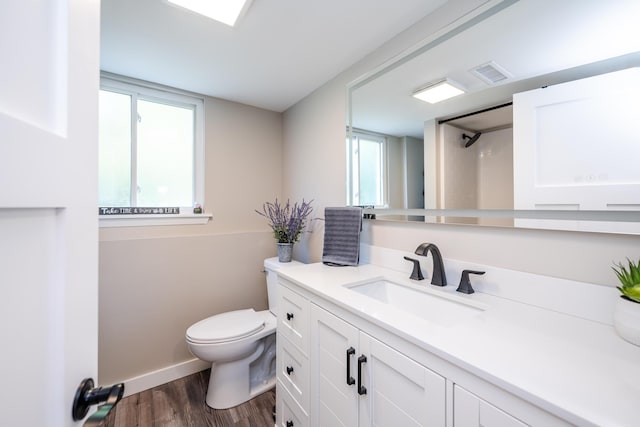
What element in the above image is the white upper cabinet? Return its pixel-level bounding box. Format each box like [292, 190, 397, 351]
[513, 68, 640, 211]
[513, 68, 640, 232]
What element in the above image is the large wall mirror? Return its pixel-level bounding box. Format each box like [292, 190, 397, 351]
[347, 0, 640, 233]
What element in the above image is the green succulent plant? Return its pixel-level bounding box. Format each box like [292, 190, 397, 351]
[613, 258, 640, 303]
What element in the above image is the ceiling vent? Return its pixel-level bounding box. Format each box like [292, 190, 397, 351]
[471, 61, 511, 85]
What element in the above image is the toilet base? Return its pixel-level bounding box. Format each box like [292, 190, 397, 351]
[248, 376, 276, 401]
[205, 333, 277, 409]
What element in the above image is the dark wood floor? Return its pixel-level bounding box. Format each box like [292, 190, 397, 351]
[102, 370, 275, 427]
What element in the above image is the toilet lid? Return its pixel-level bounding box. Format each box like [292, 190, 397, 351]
[186, 309, 265, 344]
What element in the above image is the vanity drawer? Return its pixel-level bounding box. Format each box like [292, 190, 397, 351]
[277, 379, 309, 427]
[278, 284, 309, 354]
[277, 333, 309, 412]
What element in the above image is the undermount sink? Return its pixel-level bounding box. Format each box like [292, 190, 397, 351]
[345, 278, 486, 327]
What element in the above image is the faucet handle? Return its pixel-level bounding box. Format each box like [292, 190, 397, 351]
[457, 270, 485, 294]
[403, 256, 424, 281]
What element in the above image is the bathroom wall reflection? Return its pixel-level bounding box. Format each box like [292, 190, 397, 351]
[347, 0, 640, 233]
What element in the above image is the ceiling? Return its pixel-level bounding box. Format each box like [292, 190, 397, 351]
[100, 0, 448, 112]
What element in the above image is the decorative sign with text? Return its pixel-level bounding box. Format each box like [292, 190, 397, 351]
[99, 207, 180, 215]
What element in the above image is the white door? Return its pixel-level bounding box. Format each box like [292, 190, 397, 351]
[0, 1, 101, 426]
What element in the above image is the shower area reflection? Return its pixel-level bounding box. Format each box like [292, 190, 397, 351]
[435, 104, 514, 226]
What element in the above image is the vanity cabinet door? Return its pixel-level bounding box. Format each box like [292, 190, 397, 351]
[278, 334, 310, 413]
[310, 303, 359, 427]
[277, 381, 309, 427]
[359, 332, 446, 426]
[279, 284, 310, 354]
[310, 303, 446, 427]
[454, 385, 527, 427]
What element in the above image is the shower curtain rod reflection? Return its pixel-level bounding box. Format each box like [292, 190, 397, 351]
[438, 101, 512, 125]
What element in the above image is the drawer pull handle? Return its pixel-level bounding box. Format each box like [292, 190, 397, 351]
[286, 312, 294, 321]
[346, 347, 355, 386]
[286, 421, 294, 427]
[357, 354, 367, 395]
[286, 366, 294, 375]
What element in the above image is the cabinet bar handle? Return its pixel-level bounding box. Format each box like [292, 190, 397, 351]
[286, 312, 294, 321]
[286, 366, 294, 375]
[346, 347, 356, 385]
[357, 355, 367, 395]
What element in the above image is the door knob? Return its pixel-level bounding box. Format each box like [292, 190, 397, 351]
[72, 378, 124, 423]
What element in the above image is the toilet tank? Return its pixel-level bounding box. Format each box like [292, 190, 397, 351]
[264, 257, 302, 315]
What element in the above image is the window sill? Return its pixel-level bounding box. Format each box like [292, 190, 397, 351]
[99, 213, 212, 228]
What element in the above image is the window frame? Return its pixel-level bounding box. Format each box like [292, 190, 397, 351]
[346, 130, 388, 208]
[98, 73, 208, 227]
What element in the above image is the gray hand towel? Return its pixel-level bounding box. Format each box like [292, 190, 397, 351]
[322, 207, 362, 266]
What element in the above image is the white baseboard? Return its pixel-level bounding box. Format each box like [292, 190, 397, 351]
[120, 358, 210, 397]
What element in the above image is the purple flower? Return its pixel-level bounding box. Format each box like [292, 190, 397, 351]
[256, 199, 314, 243]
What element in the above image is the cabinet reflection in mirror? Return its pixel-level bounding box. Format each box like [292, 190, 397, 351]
[347, 0, 640, 233]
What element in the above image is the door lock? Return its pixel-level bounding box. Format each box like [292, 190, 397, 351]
[72, 378, 125, 424]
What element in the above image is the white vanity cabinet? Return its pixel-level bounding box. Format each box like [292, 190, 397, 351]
[310, 303, 446, 426]
[454, 385, 526, 427]
[276, 274, 573, 427]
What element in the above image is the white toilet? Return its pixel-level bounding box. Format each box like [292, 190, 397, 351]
[185, 257, 301, 409]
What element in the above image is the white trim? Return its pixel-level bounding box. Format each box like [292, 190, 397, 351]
[100, 71, 206, 100]
[119, 358, 210, 397]
[99, 213, 212, 227]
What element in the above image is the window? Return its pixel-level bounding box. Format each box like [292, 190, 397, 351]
[346, 131, 387, 207]
[99, 75, 206, 225]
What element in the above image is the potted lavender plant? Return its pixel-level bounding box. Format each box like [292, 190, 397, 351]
[256, 198, 313, 262]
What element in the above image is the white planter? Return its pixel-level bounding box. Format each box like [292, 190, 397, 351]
[613, 296, 640, 346]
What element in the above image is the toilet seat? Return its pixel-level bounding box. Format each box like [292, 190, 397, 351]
[186, 309, 265, 344]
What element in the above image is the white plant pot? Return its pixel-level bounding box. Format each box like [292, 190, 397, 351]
[613, 296, 640, 346]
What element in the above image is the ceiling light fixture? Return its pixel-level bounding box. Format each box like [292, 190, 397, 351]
[412, 79, 466, 104]
[167, 0, 253, 27]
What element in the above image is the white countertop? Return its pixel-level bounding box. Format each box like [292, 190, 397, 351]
[278, 262, 640, 427]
